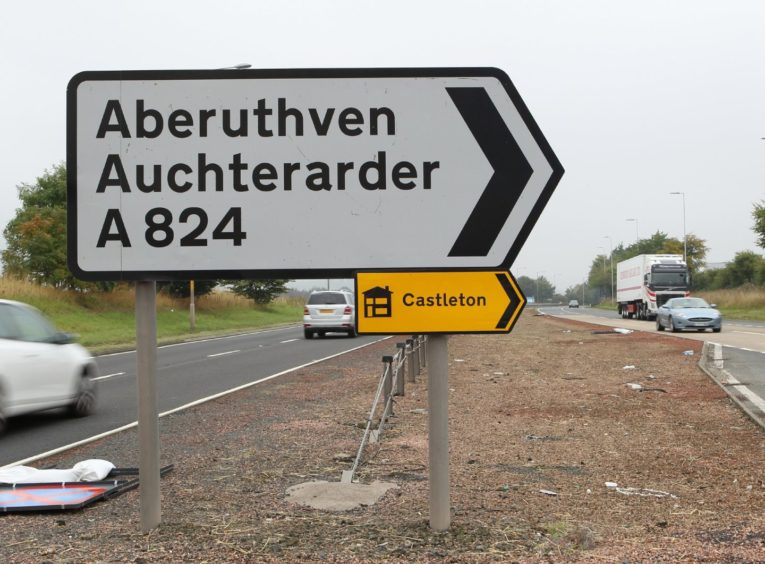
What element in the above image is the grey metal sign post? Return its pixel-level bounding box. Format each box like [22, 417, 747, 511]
[427, 334, 450, 530]
[135, 281, 160, 531]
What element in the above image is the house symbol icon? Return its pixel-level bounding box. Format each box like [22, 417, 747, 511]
[362, 286, 393, 318]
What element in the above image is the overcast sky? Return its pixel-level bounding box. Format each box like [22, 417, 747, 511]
[1, 0, 763, 293]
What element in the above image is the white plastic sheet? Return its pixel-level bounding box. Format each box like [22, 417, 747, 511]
[0, 459, 114, 484]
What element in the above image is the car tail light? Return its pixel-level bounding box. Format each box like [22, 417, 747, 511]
[304, 307, 309, 315]
[344, 306, 352, 315]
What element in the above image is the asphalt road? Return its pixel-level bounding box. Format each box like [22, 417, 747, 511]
[0, 326, 387, 467]
[540, 304, 765, 350]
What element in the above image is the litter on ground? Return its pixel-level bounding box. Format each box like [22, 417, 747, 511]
[615, 487, 676, 499]
[0, 459, 115, 484]
[0, 461, 173, 513]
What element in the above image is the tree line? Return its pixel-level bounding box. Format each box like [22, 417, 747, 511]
[519, 202, 765, 304]
[1, 164, 288, 304]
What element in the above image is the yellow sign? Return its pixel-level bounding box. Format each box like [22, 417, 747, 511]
[355, 271, 526, 334]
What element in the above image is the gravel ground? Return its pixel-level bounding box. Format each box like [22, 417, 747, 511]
[2, 311, 765, 562]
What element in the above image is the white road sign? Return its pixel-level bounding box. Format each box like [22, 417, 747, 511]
[67, 68, 563, 281]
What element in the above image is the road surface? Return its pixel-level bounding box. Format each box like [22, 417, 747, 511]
[1, 327, 387, 467]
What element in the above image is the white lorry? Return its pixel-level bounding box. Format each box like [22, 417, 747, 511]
[616, 254, 689, 320]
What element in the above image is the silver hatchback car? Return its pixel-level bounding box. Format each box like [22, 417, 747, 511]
[303, 291, 356, 338]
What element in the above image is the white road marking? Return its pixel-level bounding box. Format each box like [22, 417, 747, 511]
[732, 331, 765, 336]
[97, 326, 298, 357]
[713, 343, 724, 369]
[93, 372, 125, 381]
[280, 339, 299, 344]
[207, 350, 240, 358]
[722, 371, 765, 413]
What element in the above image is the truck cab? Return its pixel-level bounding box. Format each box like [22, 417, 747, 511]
[645, 264, 688, 307]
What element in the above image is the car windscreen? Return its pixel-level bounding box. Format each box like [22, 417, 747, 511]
[307, 293, 348, 305]
[674, 298, 709, 308]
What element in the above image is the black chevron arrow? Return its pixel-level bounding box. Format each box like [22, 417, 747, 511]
[495, 272, 525, 330]
[446, 87, 533, 257]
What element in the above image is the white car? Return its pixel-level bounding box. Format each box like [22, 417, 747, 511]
[303, 291, 356, 338]
[0, 300, 98, 434]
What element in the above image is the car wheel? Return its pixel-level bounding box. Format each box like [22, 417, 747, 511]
[318, 332, 326, 338]
[668, 317, 679, 333]
[656, 317, 664, 331]
[713, 327, 721, 333]
[348, 328, 357, 338]
[69, 373, 96, 417]
[304, 329, 313, 339]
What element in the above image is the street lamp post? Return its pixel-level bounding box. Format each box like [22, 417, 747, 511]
[603, 236, 614, 303]
[625, 218, 639, 243]
[669, 191, 687, 264]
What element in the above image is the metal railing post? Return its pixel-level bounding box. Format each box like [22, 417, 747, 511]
[412, 335, 422, 376]
[382, 355, 394, 417]
[421, 336, 428, 369]
[406, 339, 417, 382]
[405, 339, 415, 383]
[395, 343, 406, 396]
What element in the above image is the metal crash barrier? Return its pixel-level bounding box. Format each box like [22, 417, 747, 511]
[342, 336, 427, 483]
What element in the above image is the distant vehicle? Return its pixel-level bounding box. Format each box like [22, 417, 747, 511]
[655, 297, 722, 333]
[568, 300, 579, 308]
[0, 300, 98, 434]
[616, 254, 688, 320]
[303, 291, 356, 338]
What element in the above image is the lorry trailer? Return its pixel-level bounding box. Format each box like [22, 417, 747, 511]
[616, 254, 689, 320]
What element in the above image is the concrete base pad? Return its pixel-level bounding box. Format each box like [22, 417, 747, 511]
[286, 480, 398, 511]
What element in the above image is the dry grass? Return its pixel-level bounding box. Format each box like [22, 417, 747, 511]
[697, 286, 765, 308]
[695, 286, 765, 319]
[0, 276, 62, 300]
[0, 277, 300, 313]
[0, 277, 302, 350]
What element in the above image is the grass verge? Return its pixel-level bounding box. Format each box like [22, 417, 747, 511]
[0, 278, 303, 353]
